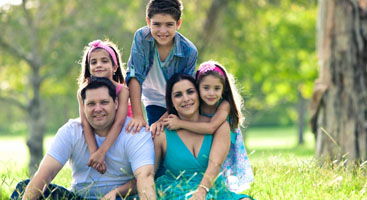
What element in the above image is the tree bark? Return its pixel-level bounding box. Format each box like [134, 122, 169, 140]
[196, 0, 231, 62]
[311, 0, 367, 162]
[297, 89, 305, 145]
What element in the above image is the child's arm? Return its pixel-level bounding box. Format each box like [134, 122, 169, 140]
[163, 100, 230, 134]
[190, 121, 230, 199]
[150, 111, 168, 139]
[126, 78, 149, 133]
[77, 92, 99, 155]
[102, 179, 137, 200]
[88, 85, 129, 174]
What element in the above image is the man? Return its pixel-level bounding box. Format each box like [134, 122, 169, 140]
[11, 77, 156, 200]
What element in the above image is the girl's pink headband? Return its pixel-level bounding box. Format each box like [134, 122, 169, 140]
[87, 40, 118, 66]
[197, 61, 226, 79]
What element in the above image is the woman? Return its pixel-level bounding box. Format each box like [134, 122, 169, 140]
[154, 73, 252, 199]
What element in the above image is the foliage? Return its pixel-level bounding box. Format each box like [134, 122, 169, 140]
[0, 0, 318, 131]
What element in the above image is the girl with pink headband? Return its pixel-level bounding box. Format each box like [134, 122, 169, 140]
[163, 60, 254, 193]
[77, 39, 131, 174]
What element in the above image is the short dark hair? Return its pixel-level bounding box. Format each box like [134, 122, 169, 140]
[165, 73, 198, 115]
[80, 76, 116, 102]
[146, 0, 183, 22]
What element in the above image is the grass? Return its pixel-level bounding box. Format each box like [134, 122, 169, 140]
[0, 127, 366, 199]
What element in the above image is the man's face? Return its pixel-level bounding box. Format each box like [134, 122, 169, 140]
[84, 87, 117, 135]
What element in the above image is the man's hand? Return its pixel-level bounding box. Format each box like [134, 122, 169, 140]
[102, 189, 117, 200]
[88, 149, 107, 174]
[125, 116, 149, 134]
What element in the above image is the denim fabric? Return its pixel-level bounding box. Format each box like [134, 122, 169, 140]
[10, 179, 137, 200]
[10, 179, 83, 200]
[146, 105, 167, 125]
[126, 26, 197, 86]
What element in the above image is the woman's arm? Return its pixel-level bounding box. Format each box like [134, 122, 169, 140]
[88, 85, 129, 173]
[164, 100, 230, 134]
[78, 92, 98, 154]
[153, 130, 166, 173]
[190, 121, 231, 199]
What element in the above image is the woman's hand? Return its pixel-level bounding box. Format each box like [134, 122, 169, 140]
[188, 187, 207, 200]
[150, 121, 165, 139]
[88, 149, 107, 174]
[125, 116, 149, 134]
[163, 114, 181, 130]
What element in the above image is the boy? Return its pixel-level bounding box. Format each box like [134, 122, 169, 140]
[126, 0, 198, 133]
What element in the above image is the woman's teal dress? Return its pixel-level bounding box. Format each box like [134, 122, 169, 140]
[155, 129, 252, 199]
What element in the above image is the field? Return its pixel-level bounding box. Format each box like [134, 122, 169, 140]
[1, 127, 366, 199]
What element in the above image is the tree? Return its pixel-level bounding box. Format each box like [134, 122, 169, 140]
[0, 0, 86, 174]
[311, 0, 367, 162]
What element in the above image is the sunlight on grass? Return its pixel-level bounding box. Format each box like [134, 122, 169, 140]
[1, 127, 366, 199]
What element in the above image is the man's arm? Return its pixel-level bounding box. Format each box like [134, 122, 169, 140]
[23, 155, 63, 200]
[134, 165, 156, 200]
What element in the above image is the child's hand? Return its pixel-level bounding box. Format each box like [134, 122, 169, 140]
[125, 116, 149, 134]
[88, 150, 107, 174]
[150, 121, 165, 139]
[163, 114, 181, 130]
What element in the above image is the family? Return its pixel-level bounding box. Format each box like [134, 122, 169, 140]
[11, 0, 254, 199]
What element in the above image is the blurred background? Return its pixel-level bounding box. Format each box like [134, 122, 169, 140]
[0, 0, 317, 138]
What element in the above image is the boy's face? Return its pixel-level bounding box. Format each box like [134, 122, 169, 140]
[147, 14, 182, 48]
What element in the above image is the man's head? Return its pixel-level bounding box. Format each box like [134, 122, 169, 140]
[81, 77, 118, 136]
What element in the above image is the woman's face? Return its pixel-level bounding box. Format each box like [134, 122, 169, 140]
[171, 79, 199, 119]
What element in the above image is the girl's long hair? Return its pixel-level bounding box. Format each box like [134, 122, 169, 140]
[78, 39, 125, 88]
[196, 61, 244, 130]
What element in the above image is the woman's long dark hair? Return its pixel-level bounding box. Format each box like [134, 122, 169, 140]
[166, 73, 198, 116]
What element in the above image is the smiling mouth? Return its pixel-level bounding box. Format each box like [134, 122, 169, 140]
[94, 114, 106, 120]
[181, 103, 194, 108]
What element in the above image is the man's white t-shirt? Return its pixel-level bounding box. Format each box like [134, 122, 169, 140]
[47, 117, 154, 199]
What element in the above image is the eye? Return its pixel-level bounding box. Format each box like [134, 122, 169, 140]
[215, 86, 222, 91]
[87, 102, 95, 106]
[101, 100, 109, 105]
[102, 58, 110, 63]
[187, 88, 195, 94]
[167, 23, 174, 27]
[173, 92, 182, 98]
[90, 60, 97, 65]
[153, 22, 161, 27]
[202, 86, 209, 91]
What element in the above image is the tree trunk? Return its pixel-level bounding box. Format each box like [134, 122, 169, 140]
[311, 0, 367, 162]
[26, 67, 45, 175]
[196, 0, 230, 62]
[297, 89, 305, 145]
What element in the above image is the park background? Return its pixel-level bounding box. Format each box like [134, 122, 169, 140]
[0, 0, 366, 199]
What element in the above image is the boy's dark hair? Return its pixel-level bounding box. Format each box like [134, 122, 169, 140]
[146, 0, 183, 22]
[81, 76, 117, 102]
[166, 73, 198, 116]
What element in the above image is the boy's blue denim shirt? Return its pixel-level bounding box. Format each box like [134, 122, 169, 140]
[126, 26, 198, 86]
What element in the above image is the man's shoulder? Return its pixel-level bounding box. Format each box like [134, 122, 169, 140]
[57, 118, 82, 136]
[118, 117, 152, 143]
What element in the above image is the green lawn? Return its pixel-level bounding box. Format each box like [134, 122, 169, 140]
[1, 127, 366, 199]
